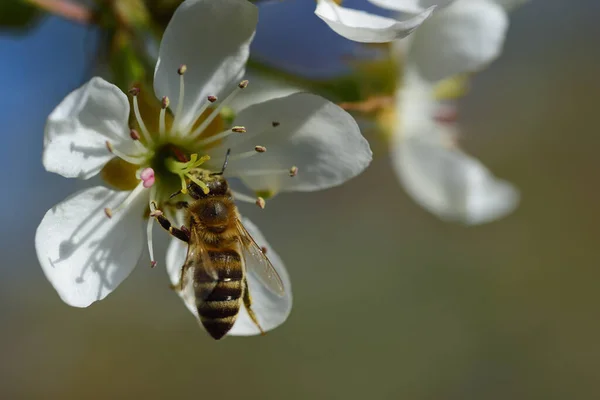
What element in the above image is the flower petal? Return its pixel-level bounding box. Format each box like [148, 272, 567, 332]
[315, 0, 435, 43]
[43, 77, 133, 179]
[165, 217, 292, 336]
[392, 130, 519, 225]
[407, 0, 508, 82]
[218, 93, 372, 194]
[368, 0, 454, 13]
[154, 0, 258, 132]
[228, 73, 302, 115]
[35, 186, 146, 307]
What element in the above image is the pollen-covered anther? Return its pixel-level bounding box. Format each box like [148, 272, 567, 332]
[104, 208, 113, 219]
[128, 87, 140, 96]
[289, 166, 298, 177]
[161, 96, 170, 109]
[238, 80, 249, 89]
[255, 196, 266, 209]
[254, 146, 267, 153]
[178, 64, 187, 75]
[130, 129, 141, 140]
[232, 126, 246, 133]
[207, 95, 218, 103]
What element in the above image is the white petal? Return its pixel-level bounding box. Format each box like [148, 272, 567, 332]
[315, 0, 435, 43]
[43, 77, 133, 179]
[392, 131, 519, 225]
[35, 186, 146, 307]
[407, 0, 508, 82]
[228, 73, 303, 114]
[165, 217, 292, 336]
[219, 93, 372, 194]
[368, 0, 453, 13]
[491, 0, 529, 11]
[154, 0, 257, 131]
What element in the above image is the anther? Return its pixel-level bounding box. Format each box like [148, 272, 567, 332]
[289, 166, 298, 177]
[208, 95, 218, 103]
[255, 196, 266, 209]
[254, 146, 267, 153]
[140, 167, 155, 188]
[261, 246, 268, 255]
[150, 261, 157, 268]
[238, 80, 249, 89]
[130, 129, 141, 140]
[128, 87, 140, 96]
[232, 126, 246, 133]
[104, 208, 113, 218]
[161, 96, 170, 109]
[272, 121, 280, 127]
[150, 209, 163, 217]
[178, 64, 187, 75]
[105, 141, 113, 153]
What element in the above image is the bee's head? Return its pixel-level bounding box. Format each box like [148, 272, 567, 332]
[187, 175, 229, 199]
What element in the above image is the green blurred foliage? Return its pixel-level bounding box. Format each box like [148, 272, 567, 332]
[0, 0, 41, 31]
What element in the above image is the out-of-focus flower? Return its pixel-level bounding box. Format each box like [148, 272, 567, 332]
[388, 0, 525, 224]
[315, 0, 455, 43]
[35, 0, 372, 336]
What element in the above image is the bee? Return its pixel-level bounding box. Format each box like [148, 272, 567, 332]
[151, 150, 285, 340]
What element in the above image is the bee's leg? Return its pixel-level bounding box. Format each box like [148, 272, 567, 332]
[242, 278, 266, 336]
[150, 204, 190, 243]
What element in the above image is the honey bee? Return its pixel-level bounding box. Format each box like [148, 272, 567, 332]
[150, 151, 285, 340]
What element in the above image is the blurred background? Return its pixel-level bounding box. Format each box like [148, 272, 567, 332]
[1, 0, 600, 398]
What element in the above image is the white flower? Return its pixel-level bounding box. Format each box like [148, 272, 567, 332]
[389, 0, 524, 224]
[35, 0, 372, 336]
[314, 0, 455, 43]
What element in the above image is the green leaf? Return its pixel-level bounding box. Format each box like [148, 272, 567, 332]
[0, 0, 42, 31]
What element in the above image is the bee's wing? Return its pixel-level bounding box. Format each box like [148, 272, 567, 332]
[228, 217, 292, 336]
[235, 218, 285, 297]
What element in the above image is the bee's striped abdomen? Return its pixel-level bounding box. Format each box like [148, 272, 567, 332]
[194, 248, 243, 340]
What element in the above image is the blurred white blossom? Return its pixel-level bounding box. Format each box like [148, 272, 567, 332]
[390, 0, 526, 224]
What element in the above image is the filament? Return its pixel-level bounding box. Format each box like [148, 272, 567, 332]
[133, 96, 153, 145]
[197, 127, 244, 147]
[172, 72, 186, 135]
[188, 82, 248, 139]
[104, 181, 146, 218]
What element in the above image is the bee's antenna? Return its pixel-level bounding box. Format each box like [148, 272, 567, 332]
[211, 148, 231, 176]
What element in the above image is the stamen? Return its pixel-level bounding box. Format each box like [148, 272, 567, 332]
[208, 95, 218, 103]
[130, 88, 153, 145]
[197, 126, 245, 147]
[171, 65, 187, 135]
[106, 141, 146, 165]
[231, 190, 266, 208]
[159, 96, 169, 137]
[188, 80, 250, 139]
[130, 129, 149, 153]
[104, 181, 146, 218]
[241, 167, 299, 177]
[140, 167, 155, 188]
[229, 146, 266, 161]
[147, 192, 158, 268]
